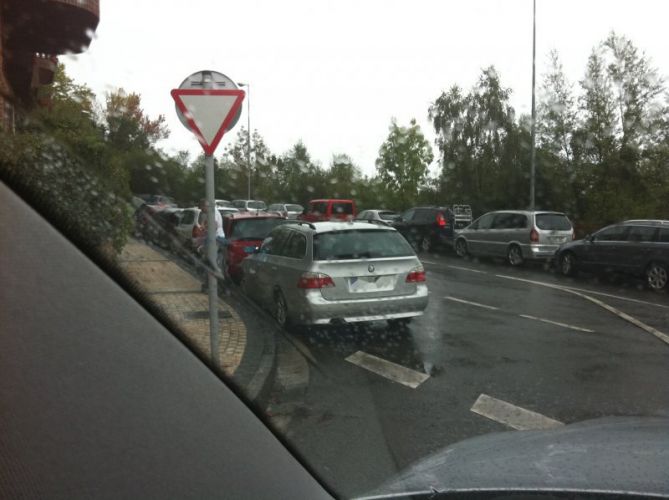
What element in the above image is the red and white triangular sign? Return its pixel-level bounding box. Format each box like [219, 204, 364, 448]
[171, 89, 245, 155]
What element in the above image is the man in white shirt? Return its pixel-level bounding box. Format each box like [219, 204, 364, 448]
[196, 199, 226, 291]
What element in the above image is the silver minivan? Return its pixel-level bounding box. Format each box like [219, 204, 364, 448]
[454, 211, 574, 265]
[241, 221, 429, 327]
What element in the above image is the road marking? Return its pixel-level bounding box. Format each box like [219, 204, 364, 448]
[500, 274, 669, 311]
[421, 259, 489, 274]
[471, 394, 564, 430]
[444, 296, 499, 310]
[519, 314, 595, 333]
[345, 351, 430, 389]
[496, 274, 669, 346]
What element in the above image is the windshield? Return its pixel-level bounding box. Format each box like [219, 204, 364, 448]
[4, 1, 669, 499]
[229, 218, 285, 240]
[313, 229, 414, 260]
[379, 211, 399, 221]
[536, 213, 572, 231]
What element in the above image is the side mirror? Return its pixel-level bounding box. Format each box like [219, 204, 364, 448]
[585, 234, 593, 242]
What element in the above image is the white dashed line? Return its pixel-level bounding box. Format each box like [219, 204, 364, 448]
[519, 314, 595, 333]
[470, 394, 564, 430]
[444, 296, 499, 310]
[345, 351, 430, 389]
[495, 273, 669, 311]
[496, 274, 669, 346]
[445, 296, 594, 332]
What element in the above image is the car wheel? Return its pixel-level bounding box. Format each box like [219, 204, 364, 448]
[455, 238, 468, 258]
[646, 262, 668, 291]
[559, 251, 577, 276]
[274, 290, 289, 328]
[507, 244, 524, 266]
[420, 237, 432, 253]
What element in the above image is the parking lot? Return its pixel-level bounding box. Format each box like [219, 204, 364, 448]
[264, 251, 669, 498]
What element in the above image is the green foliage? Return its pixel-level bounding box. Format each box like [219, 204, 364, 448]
[375, 119, 433, 210]
[429, 35, 669, 230]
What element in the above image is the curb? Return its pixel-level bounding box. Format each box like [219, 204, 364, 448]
[129, 239, 278, 407]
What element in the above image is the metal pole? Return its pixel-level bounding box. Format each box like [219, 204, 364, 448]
[205, 153, 220, 369]
[529, 0, 537, 210]
[246, 84, 252, 200]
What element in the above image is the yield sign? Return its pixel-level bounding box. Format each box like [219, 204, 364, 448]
[170, 89, 245, 155]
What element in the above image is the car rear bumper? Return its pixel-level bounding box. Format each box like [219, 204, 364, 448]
[290, 285, 429, 325]
[526, 244, 560, 259]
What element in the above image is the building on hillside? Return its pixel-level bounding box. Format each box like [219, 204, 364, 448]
[0, 0, 99, 130]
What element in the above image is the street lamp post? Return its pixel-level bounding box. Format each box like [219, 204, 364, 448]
[237, 82, 252, 200]
[529, 0, 537, 210]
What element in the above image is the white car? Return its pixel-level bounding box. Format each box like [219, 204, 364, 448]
[268, 203, 304, 219]
[232, 199, 267, 212]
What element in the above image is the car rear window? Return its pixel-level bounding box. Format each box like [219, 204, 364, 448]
[313, 229, 414, 260]
[229, 218, 287, 240]
[309, 202, 328, 214]
[332, 202, 353, 215]
[248, 201, 266, 210]
[535, 213, 572, 230]
[286, 204, 304, 212]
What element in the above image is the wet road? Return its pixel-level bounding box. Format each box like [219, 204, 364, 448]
[265, 253, 669, 498]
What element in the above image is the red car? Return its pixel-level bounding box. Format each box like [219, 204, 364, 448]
[220, 212, 288, 283]
[298, 199, 356, 222]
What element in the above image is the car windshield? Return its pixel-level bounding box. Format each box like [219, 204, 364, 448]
[379, 211, 399, 220]
[4, 1, 669, 499]
[313, 229, 414, 260]
[536, 213, 572, 230]
[229, 218, 285, 240]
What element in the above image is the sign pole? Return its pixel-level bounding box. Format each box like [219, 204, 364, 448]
[205, 153, 220, 368]
[171, 70, 245, 370]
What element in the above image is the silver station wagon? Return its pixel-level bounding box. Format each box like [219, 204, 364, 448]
[454, 210, 574, 265]
[241, 221, 429, 327]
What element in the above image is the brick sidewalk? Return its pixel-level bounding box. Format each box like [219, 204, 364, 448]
[118, 240, 247, 376]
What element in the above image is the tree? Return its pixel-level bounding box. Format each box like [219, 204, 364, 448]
[104, 88, 169, 151]
[375, 118, 433, 209]
[430, 67, 520, 213]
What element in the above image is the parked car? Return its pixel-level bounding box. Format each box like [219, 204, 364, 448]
[454, 210, 574, 266]
[241, 221, 428, 327]
[268, 203, 304, 219]
[298, 199, 356, 222]
[173, 207, 200, 252]
[355, 209, 400, 226]
[219, 212, 288, 283]
[232, 199, 267, 212]
[556, 220, 669, 291]
[393, 205, 472, 252]
[151, 207, 183, 251]
[218, 207, 240, 217]
[215, 199, 235, 208]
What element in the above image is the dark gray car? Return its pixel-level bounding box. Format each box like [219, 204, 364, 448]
[556, 219, 669, 291]
[241, 221, 429, 327]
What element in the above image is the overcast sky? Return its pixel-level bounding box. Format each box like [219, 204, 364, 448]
[64, 0, 669, 175]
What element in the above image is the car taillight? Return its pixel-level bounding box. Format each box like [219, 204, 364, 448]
[436, 213, 447, 227]
[406, 266, 426, 283]
[530, 228, 539, 242]
[297, 272, 335, 289]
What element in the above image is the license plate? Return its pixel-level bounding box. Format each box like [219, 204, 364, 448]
[349, 275, 394, 293]
[549, 236, 567, 244]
